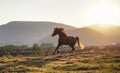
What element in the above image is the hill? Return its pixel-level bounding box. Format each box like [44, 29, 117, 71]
[39, 24, 120, 46]
[39, 27, 115, 46]
[0, 21, 75, 46]
[88, 24, 120, 44]
[0, 21, 120, 46]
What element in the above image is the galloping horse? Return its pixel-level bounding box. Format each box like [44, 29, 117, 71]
[52, 27, 81, 55]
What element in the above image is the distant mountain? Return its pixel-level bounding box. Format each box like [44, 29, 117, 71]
[88, 24, 120, 43]
[39, 25, 120, 46]
[68, 27, 109, 45]
[88, 24, 120, 36]
[0, 21, 120, 46]
[39, 27, 108, 46]
[39, 27, 107, 45]
[0, 21, 75, 46]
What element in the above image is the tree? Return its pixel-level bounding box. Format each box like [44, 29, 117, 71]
[32, 43, 40, 51]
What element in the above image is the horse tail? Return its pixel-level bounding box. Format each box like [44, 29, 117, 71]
[76, 36, 81, 49]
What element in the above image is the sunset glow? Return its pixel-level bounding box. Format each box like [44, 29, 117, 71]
[88, 2, 119, 25]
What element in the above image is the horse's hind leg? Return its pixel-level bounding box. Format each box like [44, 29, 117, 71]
[70, 46, 75, 53]
[57, 49, 60, 53]
[53, 45, 60, 55]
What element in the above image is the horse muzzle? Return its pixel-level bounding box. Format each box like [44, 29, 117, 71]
[52, 34, 55, 37]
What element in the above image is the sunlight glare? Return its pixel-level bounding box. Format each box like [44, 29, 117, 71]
[88, 3, 119, 25]
[80, 43, 85, 49]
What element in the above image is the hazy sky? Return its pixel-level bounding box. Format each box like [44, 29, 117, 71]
[0, 0, 120, 27]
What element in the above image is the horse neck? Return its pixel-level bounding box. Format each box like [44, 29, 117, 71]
[58, 31, 67, 38]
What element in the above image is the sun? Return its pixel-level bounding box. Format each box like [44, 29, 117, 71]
[87, 2, 119, 25]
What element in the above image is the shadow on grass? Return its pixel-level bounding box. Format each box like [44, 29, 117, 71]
[53, 64, 99, 71]
[0, 55, 61, 72]
[73, 67, 99, 71]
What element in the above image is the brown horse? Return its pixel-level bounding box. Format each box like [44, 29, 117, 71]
[52, 27, 81, 55]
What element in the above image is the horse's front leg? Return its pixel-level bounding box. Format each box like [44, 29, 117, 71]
[53, 44, 60, 55]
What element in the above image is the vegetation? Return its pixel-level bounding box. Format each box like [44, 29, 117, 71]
[0, 43, 120, 73]
[0, 43, 55, 57]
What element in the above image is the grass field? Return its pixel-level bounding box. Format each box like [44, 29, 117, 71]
[0, 52, 120, 73]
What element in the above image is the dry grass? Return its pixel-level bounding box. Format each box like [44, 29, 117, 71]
[0, 52, 120, 73]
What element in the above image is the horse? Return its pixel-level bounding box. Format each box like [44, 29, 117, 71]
[52, 27, 81, 55]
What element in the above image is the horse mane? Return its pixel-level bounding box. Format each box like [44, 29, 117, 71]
[62, 30, 67, 36]
[59, 28, 67, 36]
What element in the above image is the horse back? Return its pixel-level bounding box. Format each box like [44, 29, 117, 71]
[65, 36, 76, 45]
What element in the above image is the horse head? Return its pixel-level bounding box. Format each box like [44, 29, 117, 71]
[52, 27, 65, 37]
[52, 27, 59, 37]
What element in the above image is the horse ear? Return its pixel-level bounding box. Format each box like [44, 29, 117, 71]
[59, 28, 64, 31]
[54, 27, 58, 29]
[62, 28, 64, 30]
